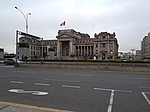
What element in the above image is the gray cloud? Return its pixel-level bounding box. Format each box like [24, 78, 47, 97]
[0, 0, 150, 53]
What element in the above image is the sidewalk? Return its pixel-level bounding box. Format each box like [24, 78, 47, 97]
[0, 101, 72, 112]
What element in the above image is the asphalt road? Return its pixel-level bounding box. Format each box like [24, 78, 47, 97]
[0, 65, 150, 112]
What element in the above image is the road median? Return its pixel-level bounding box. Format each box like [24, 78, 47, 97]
[18, 62, 150, 73]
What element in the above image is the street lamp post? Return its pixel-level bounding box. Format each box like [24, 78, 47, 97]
[41, 38, 44, 63]
[131, 48, 135, 61]
[15, 7, 31, 33]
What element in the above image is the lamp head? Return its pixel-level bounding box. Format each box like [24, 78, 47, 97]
[15, 7, 18, 9]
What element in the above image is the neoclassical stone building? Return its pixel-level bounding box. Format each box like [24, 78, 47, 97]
[19, 29, 119, 60]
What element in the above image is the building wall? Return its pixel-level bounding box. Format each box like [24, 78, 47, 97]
[18, 29, 119, 60]
[141, 32, 150, 59]
[19, 37, 41, 59]
[94, 32, 118, 60]
[0, 48, 4, 58]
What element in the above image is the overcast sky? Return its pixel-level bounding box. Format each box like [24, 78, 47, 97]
[0, 0, 150, 53]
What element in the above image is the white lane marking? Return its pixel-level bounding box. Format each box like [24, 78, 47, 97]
[62, 85, 80, 89]
[0, 66, 13, 68]
[142, 92, 150, 106]
[9, 89, 48, 96]
[10, 81, 23, 84]
[94, 88, 132, 93]
[14, 71, 35, 74]
[35, 83, 49, 86]
[114, 90, 132, 93]
[65, 73, 92, 77]
[139, 86, 150, 89]
[94, 88, 112, 91]
[107, 90, 114, 112]
[94, 87, 132, 112]
[134, 77, 149, 80]
[0, 76, 7, 78]
[44, 79, 79, 83]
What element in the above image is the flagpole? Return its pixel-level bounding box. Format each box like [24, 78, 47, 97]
[64, 21, 66, 29]
[91, 24, 94, 37]
[92, 24, 94, 37]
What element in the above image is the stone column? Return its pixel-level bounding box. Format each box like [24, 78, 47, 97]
[87, 45, 89, 56]
[77, 46, 79, 56]
[98, 42, 100, 58]
[113, 41, 115, 60]
[93, 43, 96, 55]
[57, 40, 60, 57]
[90, 46, 91, 56]
[107, 41, 110, 60]
[69, 40, 73, 55]
[60, 42, 62, 56]
[72, 41, 75, 55]
[81, 46, 82, 56]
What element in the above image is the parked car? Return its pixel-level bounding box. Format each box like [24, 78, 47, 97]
[4, 58, 15, 65]
[4, 58, 24, 65]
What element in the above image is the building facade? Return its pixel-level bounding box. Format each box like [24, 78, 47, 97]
[0, 48, 4, 58]
[19, 36, 41, 59]
[141, 32, 150, 59]
[18, 29, 119, 60]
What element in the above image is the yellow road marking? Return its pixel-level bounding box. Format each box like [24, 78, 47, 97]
[0, 101, 73, 112]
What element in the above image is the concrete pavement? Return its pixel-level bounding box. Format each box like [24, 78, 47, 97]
[0, 101, 72, 112]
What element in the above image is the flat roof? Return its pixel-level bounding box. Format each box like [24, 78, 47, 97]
[18, 31, 42, 40]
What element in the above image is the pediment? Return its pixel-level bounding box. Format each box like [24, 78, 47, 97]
[61, 34, 71, 38]
[57, 34, 74, 39]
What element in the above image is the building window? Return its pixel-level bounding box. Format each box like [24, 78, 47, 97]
[110, 43, 113, 47]
[102, 36, 105, 39]
[96, 50, 98, 54]
[102, 43, 105, 47]
[96, 44, 98, 48]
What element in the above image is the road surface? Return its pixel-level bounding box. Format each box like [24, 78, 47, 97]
[0, 65, 150, 112]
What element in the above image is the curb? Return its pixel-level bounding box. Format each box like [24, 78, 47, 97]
[0, 101, 73, 112]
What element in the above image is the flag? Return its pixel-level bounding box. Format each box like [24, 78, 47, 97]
[60, 21, 66, 26]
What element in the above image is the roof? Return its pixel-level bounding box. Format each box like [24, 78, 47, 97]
[18, 31, 42, 40]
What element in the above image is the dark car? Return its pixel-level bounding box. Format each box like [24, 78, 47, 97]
[4, 58, 15, 65]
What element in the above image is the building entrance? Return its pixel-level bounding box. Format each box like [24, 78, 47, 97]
[62, 41, 69, 56]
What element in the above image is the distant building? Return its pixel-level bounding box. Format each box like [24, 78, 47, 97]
[136, 50, 141, 56]
[117, 52, 125, 61]
[118, 52, 124, 57]
[93, 31, 119, 60]
[134, 50, 141, 61]
[18, 29, 119, 60]
[141, 32, 150, 59]
[0, 48, 4, 58]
